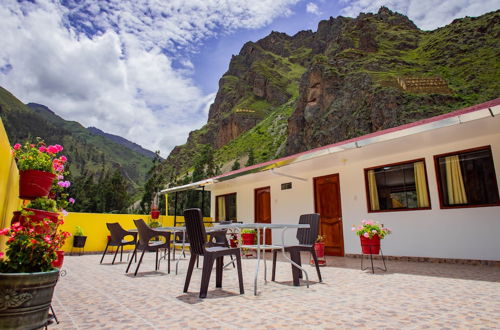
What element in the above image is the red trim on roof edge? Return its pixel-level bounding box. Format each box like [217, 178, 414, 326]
[212, 98, 500, 181]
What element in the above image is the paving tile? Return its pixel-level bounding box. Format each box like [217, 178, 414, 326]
[49, 253, 500, 329]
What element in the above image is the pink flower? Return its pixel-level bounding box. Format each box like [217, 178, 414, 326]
[57, 181, 71, 188]
[372, 230, 377, 233]
[44, 236, 52, 244]
[58, 175, 64, 180]
[55, 144, 63, 152]
[61, 209, 68, 217]
[351, 226, 356, 231]
[361, 220, 366, 225]
[0, 228, 10, 235]
[363, 232, 370, 238]
[60, 155, 67, 162]
[13, 143, 21, 150]
[69, 198, 75, 204]
[47, 145, 58, 154]
[39, 146, 46, 152]
[0, 252, 4, 258]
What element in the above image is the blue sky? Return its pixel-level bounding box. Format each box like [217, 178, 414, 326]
[0, 0, 498, 155]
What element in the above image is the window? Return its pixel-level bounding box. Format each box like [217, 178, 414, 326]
[434, 146, 500, 208]
[215, 193, 237, 221]
[365, 159, 430, 212]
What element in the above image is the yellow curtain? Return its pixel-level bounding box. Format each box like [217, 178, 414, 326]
[217, 196, 226, 221]
[445, 156, 468, 205]
[367, 170, 380, 211]
[414, 161, 430, 208]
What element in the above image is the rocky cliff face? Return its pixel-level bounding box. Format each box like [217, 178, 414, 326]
[163, 7, 500, 178]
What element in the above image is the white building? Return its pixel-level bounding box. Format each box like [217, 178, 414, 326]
[163, 98, 500, 262]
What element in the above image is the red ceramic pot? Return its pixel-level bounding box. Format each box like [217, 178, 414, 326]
[19, 170, 56, 200]
[360, 235, 381, 254]
[314, 242, 325, 258]
[150, 210, 160, 219]
[241, 233, 255, 245]
[52, 250, 65, 268]
[21, 208, 60, 234]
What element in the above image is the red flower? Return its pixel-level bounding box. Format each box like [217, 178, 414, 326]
[31, 239, 37, 244]
[0, 228, 10, 235]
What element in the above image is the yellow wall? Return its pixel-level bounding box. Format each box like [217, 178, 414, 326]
[0, 119, 23, 252]
[60, 213, 212, 253]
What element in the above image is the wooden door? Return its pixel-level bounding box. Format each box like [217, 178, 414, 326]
[314, 174, 344, 256]
[254, 186, 272, 245]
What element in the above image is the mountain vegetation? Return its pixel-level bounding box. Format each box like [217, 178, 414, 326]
[160, 7, 500, 207]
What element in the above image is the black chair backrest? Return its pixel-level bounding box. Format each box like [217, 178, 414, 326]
[183, 208, 207, 255]
[296, 213, 320, 245]
[107, 222, 129, 243]
[133, 219, 157, 246]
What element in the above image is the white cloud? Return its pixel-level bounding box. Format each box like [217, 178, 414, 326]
[0, 0, 300, 155]
[339, 0, 499, 30]
[306, 2, 321, 15]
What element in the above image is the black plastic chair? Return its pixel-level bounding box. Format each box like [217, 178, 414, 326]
[271, 213, 322, 286]
[207, 228, 235, 268]
[183, 208, 244, 298]
[100, 222, 137, 264]
[126, 219, 171, 276]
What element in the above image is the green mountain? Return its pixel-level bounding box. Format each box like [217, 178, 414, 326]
[0, 87, 152, 190]
[163, 7, 500, 181]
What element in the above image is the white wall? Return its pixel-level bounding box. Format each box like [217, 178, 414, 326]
[210, 116, 500, 261]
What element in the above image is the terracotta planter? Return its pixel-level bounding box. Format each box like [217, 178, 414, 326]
[360, 235, 381, 254]
[0, 269, 59, 330]
[19, 170, 55, 200]
[150, 210, 160, 219]
[241, 233, 255, 245]
[51, 251, 65, 268]
[20, 208, 59, 234]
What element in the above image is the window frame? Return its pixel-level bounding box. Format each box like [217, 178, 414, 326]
[433, 145, 500, 209]
[215, 192, 237, 222]
[364, 158, 432, 213]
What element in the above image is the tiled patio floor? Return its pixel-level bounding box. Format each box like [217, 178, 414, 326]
[50, 252, 500, 329]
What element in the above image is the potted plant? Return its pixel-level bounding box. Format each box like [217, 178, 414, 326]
[150, 205, 160, 219]
[73, 226, 87, 249]
[352, 220, 391, 254]
[311, 235, 326, 266]
[22, 197, 60, 231]
[0, 217, 70, 329]
[241, 228, 256, 245]
[11, 139, 67, 200]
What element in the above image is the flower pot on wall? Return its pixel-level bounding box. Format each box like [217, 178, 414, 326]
[360, 235, 381, 254]
[150, 210, 160, 219]
[20, 208, 59, 234]
[0, 269, 59, 330]
[19, 170, 55, 200]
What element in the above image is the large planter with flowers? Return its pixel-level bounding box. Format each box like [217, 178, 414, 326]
[0, 270, 60, 330]
[19, 170, 56, 200]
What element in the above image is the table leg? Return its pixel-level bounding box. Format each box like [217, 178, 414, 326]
[254, 227, 261, 296]
[263, 226, 267, 283]
[175, 229, 186, 275]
